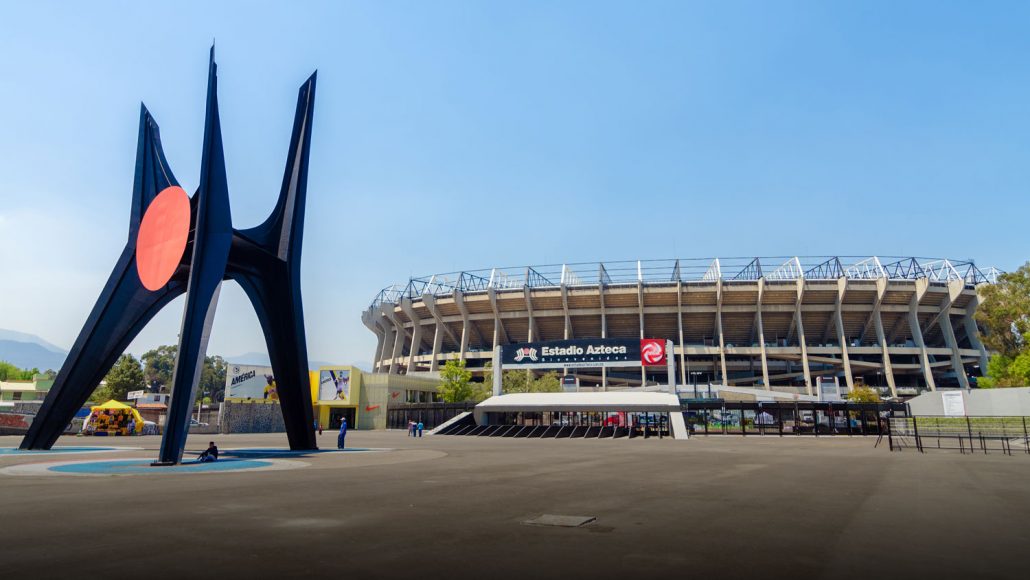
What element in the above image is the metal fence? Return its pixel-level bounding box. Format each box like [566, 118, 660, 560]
[681, 401, 907, 437]
[386, 402, 476, 430]
[889, 416, 1030, 455]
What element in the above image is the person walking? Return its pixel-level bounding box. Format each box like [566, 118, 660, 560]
[408, 421, 415, 437]
[337, 418, 348, 449]
[417, 420, 424, 438]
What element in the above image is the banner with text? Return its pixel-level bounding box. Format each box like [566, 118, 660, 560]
[501, 338, 667, 369]
[225, 364, 277, 400]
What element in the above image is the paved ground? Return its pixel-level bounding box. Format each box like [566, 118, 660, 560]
[1, 431, 1028, 579]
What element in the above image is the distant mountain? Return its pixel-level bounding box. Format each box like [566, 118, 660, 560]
[0, 328, 67, 355]
[224, 351, 339, 371]
[0, 340, 67, 372]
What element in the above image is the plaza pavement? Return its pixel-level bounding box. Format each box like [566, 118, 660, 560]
[1, 431, 1028, 579]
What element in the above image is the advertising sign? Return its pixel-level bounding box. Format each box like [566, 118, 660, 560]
[501, 338, 667, 369]
[319, 368, 351, 402]
[225, 364, 277, 400]
[126, 390, 145, 400]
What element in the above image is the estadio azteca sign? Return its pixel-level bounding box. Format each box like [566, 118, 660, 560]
[502, 338, 667, 369]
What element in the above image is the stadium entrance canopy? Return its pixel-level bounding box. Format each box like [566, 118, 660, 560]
[490, 338, 677, 395]
[472, 392, 689, 439]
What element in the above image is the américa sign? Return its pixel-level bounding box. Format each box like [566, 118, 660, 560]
[501, 338, 667, 369]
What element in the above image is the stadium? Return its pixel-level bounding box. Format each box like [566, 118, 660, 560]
[363, 256, 1000, 397]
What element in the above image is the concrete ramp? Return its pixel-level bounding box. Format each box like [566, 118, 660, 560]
[429, 412, 473, 435]
[670, 412, 689, 440]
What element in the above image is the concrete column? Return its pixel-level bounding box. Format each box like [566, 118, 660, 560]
[459, 323, 470, 363]
[756, 279, 770, 390]
[367, 313, 391, 373]
[940, 311, 969, 389]
[909, 279, 936, 391]
[834, 278, 855, 392]
[401, 299, 426, 374]
[795, 279, 813, 395]
[407, 320, 423, 373]
[380, 305, 407, 375]
[638, 282, 646, 384]
[421, 294, 458, 373]
[492, 346, 502, 396]
[454, 290, 472, 363]
[487, 288, 508, 347]
[963, 296, 989, 372]
[561, 284, 573, 340]
[600, 283, 608, 390]
[677, 281, 686, 387]
[429, 322, 444, 372]
[715, 280, 728, 383]
[363, 312, 387, 373]
[872, 279, 897, 396]
[389, 324, 405, 375]
[524, 287, 536, 343]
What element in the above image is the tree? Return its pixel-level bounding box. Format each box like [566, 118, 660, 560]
[0, 361, 37, 381]
[482, 364, 563, 394]
[437, 360, 489, 403]
[142, 345, 227, 398]
[846, 386, 881, 403]
[91, 354, 144, 402]
[200, 355, 227, 401]
[141, 345, 177, 391]
[976, 262, 1030, 387]
[530, 371, 561, 393]
[979, 352, 1030, 388]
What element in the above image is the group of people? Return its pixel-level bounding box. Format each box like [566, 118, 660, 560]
[407, 421, 424, 437]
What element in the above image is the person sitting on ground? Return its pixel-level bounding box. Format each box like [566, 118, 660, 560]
[198, 441, 219, 463]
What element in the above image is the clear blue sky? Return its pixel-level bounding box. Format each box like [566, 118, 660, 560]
[1, 1, 1028, 366]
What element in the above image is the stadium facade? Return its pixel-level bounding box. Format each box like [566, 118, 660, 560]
[362, 257, 999, 397]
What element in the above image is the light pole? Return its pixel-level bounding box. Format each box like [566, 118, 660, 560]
[691, 371, 703, 398]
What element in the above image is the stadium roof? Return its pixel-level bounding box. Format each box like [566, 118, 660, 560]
[370, 256, 1000, 310]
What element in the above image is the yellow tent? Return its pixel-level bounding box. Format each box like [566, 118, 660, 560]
[86, 400, 144, 435]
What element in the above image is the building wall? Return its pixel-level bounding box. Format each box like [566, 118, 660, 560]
[313, 368, 442, 430]
[0, 377, 54, 402]
[220, 400, 286, 434]
[364, 276, 989, 397]
[909, 388, 1030, 417]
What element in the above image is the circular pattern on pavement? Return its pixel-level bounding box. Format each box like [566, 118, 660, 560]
[0, 457, 307, 477]
[221, 447, 386, 458]
[0, 446, 136, 457]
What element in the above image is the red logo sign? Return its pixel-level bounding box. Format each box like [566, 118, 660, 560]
[365, 405, 381, 412]
[640, 339, 666, 366]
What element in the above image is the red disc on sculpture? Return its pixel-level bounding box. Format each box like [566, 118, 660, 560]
[136, 186, 191, 291]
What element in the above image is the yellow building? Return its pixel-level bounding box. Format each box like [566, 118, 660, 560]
[310, 366, 441, 430]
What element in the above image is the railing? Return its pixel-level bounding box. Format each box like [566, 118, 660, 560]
[889, 416, 1030, 455]
[369, 256, 1000, 310]
[681, 401, 906, 437]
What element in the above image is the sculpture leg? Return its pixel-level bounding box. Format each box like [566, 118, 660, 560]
[21, 250, 184, 449]
[235, 273, 317, 450]
[155, 282, 224, 465]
